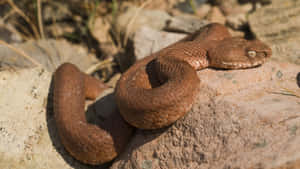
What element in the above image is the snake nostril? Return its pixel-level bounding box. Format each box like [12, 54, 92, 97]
[264, 51, 270, 58]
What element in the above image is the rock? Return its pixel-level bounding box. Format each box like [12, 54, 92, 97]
[226, 13, 247, 30]
[112, 17, 300, 168]
[0, 67, 113, 169]
[269, 159, 300, 169]
[117, 26, 186, 70]
[211, 0, 253, 16]
[46, 22, 75, 38]
[90, 17, 118, 56]
[195, 3, 212, 19]
[120, 25, 194, 71]
[132, 24, 246, 62]
[228, 28, 245, 37]
[205, 6, 226, 24]
[248, 0, 300, 65]
[239, 3, 253, 13]
[116, 8, 210, 70]
[43, 2, 72, 22]
[0, 39, 98, 72]
[239, 0, 272, 5]
[165, 15, 209, 33]
[220, 1, 253, 16]
[115, 6, 171, 39]
[119, 18, 210, 71]
[2, 53, 299, 169]
[133, 27, 186, 60]
[173, 0, 208, 14]
[111, 60, 300, 169]
[0, 68, 52, 169]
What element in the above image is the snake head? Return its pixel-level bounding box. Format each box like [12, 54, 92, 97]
[208, 37, 272, 69]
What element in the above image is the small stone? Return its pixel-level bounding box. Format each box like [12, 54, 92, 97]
[205, 6, 226, 24]
[220, 1, 253, 16]
[239, 0, 271, 5]
[226, 13, 247, 30]
[46, 23, 75, 38]
[228, 28, 245, 37]
[165, 15, 209, 33]
[195, 3, 211, 19]
[115, 6, 171, 39]
[90, 17, 118, 55]
[174, 0, 208, 14]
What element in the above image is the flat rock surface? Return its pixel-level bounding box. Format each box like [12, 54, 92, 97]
[0, 68, 57, 169]
[165, 15, 209, 33]
[249, 0, 300, 64]
[0, 67, 111, 169]
[111, 61, 300, 169]
[0, 39, 98, 72]
[134, 26, 186, 60]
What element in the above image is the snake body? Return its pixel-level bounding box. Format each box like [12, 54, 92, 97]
[53, 23, 272, 165]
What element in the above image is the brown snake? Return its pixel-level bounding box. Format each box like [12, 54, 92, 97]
[53, 23, 272, 165]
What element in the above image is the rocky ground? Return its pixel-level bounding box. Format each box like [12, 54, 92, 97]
[0, 0, 300, 169]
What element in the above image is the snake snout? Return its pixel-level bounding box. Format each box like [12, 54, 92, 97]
[264, 48, 272, 58]
[250, 42, 272, 59]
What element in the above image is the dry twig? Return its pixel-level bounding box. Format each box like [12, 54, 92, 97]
[2, 8, 16, 21]
[85, 57, 115, 74]
[6, 0, 40, 39]
[280, 87, 300, 98]
[37, 0, 45, 39]
[8, 19, 31, 40]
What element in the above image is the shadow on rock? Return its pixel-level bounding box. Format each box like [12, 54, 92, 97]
[297, 72, 300, 88]
[46, 76, 167, 168]
[46, 78, 111, 169]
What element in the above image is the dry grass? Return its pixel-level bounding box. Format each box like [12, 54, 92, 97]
[5, 0, 40, 39]
[37, 0, 45, 39]
[85, 57, 115, 75]
[2, 0, 45, 39]
[123, 0, 153, 47]
[0, 39, 43, 68]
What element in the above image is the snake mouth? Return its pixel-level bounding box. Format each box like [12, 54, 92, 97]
[221, 58, 267, 69]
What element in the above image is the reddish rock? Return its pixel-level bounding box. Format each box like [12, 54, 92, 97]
[111, 61, 300, 169]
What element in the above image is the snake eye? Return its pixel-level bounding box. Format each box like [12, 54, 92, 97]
[247, 50, 256, 58]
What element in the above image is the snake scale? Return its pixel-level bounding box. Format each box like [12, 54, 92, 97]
[53, 23, 272, 165]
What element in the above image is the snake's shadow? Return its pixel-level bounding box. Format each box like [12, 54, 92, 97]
[46, 75, 168, 168]
[91, 90, 170, 165]
[297, 72, 300, 88]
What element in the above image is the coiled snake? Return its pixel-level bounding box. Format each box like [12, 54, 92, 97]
[53, 23, 272, 165]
